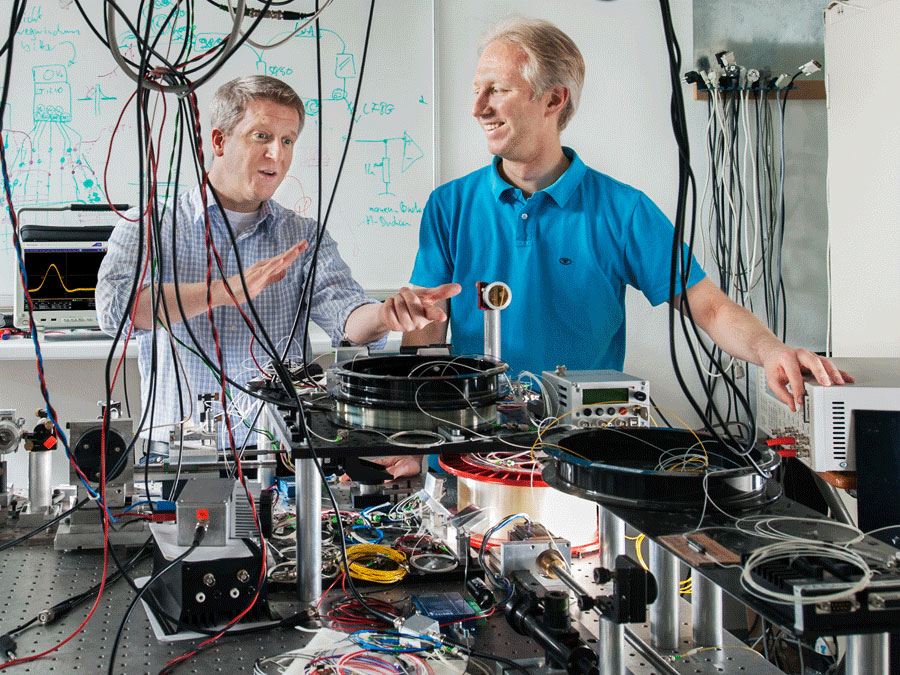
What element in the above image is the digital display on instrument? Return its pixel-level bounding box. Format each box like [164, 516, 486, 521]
[22, 248, 104, 311]
[582, 387, 629, 405]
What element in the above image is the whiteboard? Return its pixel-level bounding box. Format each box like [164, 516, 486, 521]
[0, 0, 434, 304]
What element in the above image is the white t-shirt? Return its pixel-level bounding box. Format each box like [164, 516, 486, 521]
[223, 208, 262, 237]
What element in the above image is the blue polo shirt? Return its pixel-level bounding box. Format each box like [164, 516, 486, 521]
[410, 148, 706, 376]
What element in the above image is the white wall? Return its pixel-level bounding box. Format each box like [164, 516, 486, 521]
[436, 0, 831, 424]
[826, 0, 900, 356]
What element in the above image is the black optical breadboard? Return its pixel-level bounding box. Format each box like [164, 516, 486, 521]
[411, 592, 479, 632]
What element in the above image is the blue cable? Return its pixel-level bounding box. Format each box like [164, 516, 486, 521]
[349, 629, 441, 653]
[2, 156, 115, 522]
[351, 525, 384, 545]
[120, 500, 155, 514]
[360, 502, 390, 525]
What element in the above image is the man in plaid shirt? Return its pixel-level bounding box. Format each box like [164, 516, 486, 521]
[96, 76, 454, 478]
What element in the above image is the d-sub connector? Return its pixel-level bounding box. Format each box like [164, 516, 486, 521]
[869, 592, 900, 611]
[814, 599, 859, 614]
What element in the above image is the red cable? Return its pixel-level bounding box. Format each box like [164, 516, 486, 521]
[159, 94, 267, 674]
[439, 604, 495, 628]
[316, 572, 345, 614]
[0, 91, 168, 662]
[0, 265, 145, 667]
[0, 30, 177, 667]
[2, 155, 159, 667]
[249, 334, 268, 378]
[102, 78, 167, 221]
[103, 90, 145, 222]
[468, 534, 498, 550]
[175, 38, 227, 69]
[0, 496, 109, 669]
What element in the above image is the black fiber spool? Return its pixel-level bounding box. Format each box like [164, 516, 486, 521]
[329, 354, 508, 411]
[542, 427, 780, 510]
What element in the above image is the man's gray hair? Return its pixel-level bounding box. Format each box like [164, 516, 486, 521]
[210, 75, 306, 135]
[479, 17, 585, 131]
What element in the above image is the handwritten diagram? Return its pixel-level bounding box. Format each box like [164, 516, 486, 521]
[0, 0, 433, 295]
[76, 84, 117, 116]
[6, 64, 104, 212]
[355, 132, 424, 195]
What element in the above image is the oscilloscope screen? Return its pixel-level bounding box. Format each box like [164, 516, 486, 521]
[23, 249, 105, 311]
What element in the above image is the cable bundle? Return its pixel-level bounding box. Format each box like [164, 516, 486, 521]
[693, 55, 818, 433]
[346, 544, 408, 584]
[657, 0, 775, 474]
[326, 597, 401, 630]
[394, 533, 451, 558]
[740, 541, 873, 605]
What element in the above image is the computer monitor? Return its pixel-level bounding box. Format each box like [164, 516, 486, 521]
[12, 236, 109, 330]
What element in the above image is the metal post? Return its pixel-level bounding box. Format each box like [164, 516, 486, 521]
[649, 539, 680, 651]
[295, 457, 321, 608]
[846, 633, 889, 675]
[28, 449, 52, 511]
[692, 573, 722, 647]
[483, 310, 501, 360]
[255, 423, 275, 490]
[598, 507, 625, 675]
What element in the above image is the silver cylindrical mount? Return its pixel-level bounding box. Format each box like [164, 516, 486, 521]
[480, 281, 511, 360]
[28, 449, 52, 511]
[598, 507, 625, 675]
[255, 424, 275, 491]
[295, 456, 321, 608]
[649, 539, 680, 651]
[846, 632, 889, 675]
[484, 311, 501, 360]
[692, 573, 722, 647]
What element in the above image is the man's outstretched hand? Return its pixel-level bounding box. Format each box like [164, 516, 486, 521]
[379, 283, 462, 332]
[221, 241, 308, 305]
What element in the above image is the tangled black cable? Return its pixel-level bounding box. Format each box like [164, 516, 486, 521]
[657, 0, 762, 472]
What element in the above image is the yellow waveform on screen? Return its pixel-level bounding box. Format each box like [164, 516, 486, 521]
[27, 264, 96, 294]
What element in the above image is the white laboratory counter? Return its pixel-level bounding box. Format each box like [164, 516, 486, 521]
[0, 326, 402, 361]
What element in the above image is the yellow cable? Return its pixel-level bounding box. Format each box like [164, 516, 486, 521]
[346, 544, 408, 583]
[648, 405, 709, 466]
[530, 402, 626, 462]
[634, 534, 648, 571]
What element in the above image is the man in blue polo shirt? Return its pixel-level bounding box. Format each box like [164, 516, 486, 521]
[400, 17, 848, 413]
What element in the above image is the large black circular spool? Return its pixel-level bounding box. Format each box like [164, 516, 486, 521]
[542, 427, 780, 511]
[328, 354, 508, 431]
[72, 427, 128, 484]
